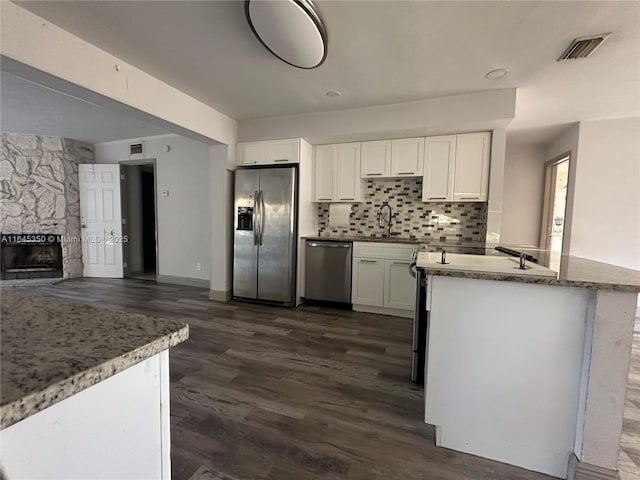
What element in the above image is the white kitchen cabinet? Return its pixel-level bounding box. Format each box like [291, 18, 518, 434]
[391, 137, 424, 177]
[453, 132, 491, 202]
[352, 242, 416, 317]
[361, 140, 391, 177]
[237, 138, 300, 166]
[361, 138, 424, 178]
[422, 132, 491, 202]
[352, 258, 385, 306]
[313, 143, 361, 202]
[313, 144, 335, 202]
[422, 135, 456, 202]
[384, 259, 415, 310]
[335, 143, 361, 201]
[238, 142, 266, 166]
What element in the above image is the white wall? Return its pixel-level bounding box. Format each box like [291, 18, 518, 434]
[546, 118, 640, 270]
[501, 141, 547, 246]
[546, 123, 581, 257]
[209, 144, 234, 299]
[570, 117, 640, 270]
[95, 135, 212, 284]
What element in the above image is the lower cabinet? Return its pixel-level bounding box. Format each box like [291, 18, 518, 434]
[384, 260, 415, 310]
[351, 242, 416, 317]
[352, 258, 385, 306]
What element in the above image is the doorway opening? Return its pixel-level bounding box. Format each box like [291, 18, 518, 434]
[540, 154, 570, 270]
[121, 161, 158, 281]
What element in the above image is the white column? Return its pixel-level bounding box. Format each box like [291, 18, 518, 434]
[486, 128, 506, 245]
[570, 289, 638, 477]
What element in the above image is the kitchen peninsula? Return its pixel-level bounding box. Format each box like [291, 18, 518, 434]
[416, 252, 640, 479]
[0, 291, 189, 479]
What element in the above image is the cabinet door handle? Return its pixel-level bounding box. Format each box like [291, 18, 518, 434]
[340, 197, 355, 200]
[392, 262, 410, 265]
[460, 196, 480, 200]
[429, 197, 447, 200]
[274, 159, 289, 162]
[359, 259, 378, 263]
[317, 198, 332, 201]
[243, 160, 257, 164]
[367, 173, 383, 176]
[397, 172, 413, 175]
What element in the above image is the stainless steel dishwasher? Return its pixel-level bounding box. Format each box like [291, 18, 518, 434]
[304, 240, 352, 303]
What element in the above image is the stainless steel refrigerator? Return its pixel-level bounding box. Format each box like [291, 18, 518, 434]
[233, 166, 297, 306]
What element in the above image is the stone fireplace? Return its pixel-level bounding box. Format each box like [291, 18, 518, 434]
[0, 133, 94, 278]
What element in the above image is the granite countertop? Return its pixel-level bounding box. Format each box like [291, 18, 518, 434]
[0, 291, 189, 429]
[419, 253, 640, 293]
[303, 235, 486, 249]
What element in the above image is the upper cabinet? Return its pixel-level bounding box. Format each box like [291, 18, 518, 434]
[361, 138, 424, 178]
[390, 138, 424, 177]
[422, 135, 456, 202]
[237, 138, 300, 166]
[313, 144, 335, 202]
[310, 132, 491, 204]
[422, 132, 491, 202]
[313, 143, 362, 202]
[453, 132, 491, 202]
[361, 140, 391, 177]
[335, 142, 362, 202]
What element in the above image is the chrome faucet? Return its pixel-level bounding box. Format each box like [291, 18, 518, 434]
[378, 203, 393, 236]
[519, 253, 527, 270]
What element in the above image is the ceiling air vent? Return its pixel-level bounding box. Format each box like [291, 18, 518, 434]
[558, 33, 610, 61]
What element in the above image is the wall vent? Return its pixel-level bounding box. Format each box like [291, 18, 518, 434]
[558, 33, 610, 61]
[129, 141, 145, 160]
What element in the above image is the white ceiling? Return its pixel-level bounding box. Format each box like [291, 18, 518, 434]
[0, 71, 170, 144]
[10, 1, 640, 141]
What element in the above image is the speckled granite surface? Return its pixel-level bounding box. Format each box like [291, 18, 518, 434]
[304, 235, 421, 244]
[0, 291, 189, 429]
[419, 254, 640, 292]
[303, 235, 487, 250]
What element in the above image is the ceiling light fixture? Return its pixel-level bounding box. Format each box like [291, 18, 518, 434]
[326, 90, 341, 97]
[245, 0, 327, 69]
[485, 68, 508, 80]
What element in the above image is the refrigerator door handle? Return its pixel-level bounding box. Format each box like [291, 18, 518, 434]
[259, 189, 266, 246]
[253, 190, 260, 246]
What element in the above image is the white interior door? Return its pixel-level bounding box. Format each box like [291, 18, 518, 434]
[79, 164, 124, 278]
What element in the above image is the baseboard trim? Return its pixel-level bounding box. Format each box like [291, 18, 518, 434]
[156, 274, 210, 289]
[209, 289, 232, 302]
[352, 304, 413, 319]
[567, 454, 619, 480]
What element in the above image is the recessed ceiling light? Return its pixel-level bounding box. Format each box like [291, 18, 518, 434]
[485, 68, 508, 80]
[326, 90, 341, 97]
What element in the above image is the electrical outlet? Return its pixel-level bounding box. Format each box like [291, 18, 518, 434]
[196, 262, 202, 271]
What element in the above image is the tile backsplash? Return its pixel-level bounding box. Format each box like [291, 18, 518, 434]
[317, 178, 487, 242]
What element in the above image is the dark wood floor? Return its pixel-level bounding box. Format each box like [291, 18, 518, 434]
[21, 278, 639, 480]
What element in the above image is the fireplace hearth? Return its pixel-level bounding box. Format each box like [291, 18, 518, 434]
[1, 234, 63, 280]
